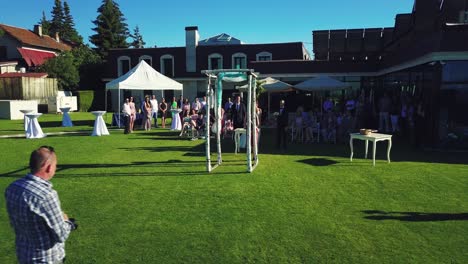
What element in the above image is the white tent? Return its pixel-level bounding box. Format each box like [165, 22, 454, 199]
[105, 60, 182, 126]
[294, 75, 350, 92]
[260, 77, 294, 119]
[106, 60, 182, 91]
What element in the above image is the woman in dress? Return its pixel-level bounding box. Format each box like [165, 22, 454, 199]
[143, 96, 152, 131]
[159, 98, 168, 128]
[129, 96, 136, 132]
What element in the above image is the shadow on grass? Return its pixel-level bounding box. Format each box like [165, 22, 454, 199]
[297, 158, 338, 166]
[258, 128, 468, 165]
[39, 120, 95, 128]
[362, 210, 468, 222]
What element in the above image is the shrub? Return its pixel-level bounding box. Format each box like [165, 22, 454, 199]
[75, 90, 94, 112]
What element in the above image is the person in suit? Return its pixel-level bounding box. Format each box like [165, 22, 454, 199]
[231, 95, 246, 129]
[277, 99, 288, 150]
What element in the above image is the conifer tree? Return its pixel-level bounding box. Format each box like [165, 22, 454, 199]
[130, 26, 146, 48]
[38, 11, 51, 36]
[49, 0, 64, 38]
[62, 1, 83, 43]
[89, 0, 129, 58]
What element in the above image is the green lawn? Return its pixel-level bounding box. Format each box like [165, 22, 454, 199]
[0, 113, 467, 263]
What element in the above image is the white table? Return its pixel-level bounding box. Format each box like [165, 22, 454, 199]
[349, 133, 392, 166]
[60, 107, 73, 127]
[25, 113, 46, 139]
[170, 109, 182, 131]
[234, 128, 246, 154]
[91, 111, 109, 136]
[20, 109, 34, 131]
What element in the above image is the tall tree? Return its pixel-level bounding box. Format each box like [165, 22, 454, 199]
[89, 0, 129, 58]
[49, 0, 64, 38]
[62, 1, 83, 43]
[130, 25, 146, 48]
[38, 11, 51, 36]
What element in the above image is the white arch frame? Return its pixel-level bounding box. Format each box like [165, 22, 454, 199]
[160, 54, 174, 76]
[232, 52, 247, 69]
[208, 53, 223, 70]
[201, 69, 259, 173]
[256, 51, 272, 61]
[117, 56, 131, 76]
[139, 55, 153, 66]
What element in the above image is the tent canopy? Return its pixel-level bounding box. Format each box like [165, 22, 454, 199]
[261, 77, 294, 93]
[294, 75, 350, 92]
[105, 60, 182, 90]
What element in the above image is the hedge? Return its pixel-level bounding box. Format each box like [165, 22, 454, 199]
[74, 90, 94, 112]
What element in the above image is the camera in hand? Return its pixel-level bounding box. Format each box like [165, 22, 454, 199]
[69, 218, 78, 230]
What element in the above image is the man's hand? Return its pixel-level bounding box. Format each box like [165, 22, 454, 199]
[63, 212, 69, 221]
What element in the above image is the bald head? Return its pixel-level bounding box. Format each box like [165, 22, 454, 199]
[30, 146, 57, 179]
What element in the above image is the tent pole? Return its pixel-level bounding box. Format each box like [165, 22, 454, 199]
[268, 92, 271, 122]
[205, 78, 212, 172]
[105, 88, 108, 125]
[246, 74, 252, 172]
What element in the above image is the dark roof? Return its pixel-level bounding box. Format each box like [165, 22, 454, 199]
[0, 24, 72, 52]
[0, 72, 48, 78]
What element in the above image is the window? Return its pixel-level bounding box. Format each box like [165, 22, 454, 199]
[139, 55, 152, 66]
[208, 53, 223, 70]
[117, 56, 131, 76]
[0, 46, 6, 59]
[256, 51, 272, 61]
[232, 52, 247, 69]
[160, 54, 174, 77]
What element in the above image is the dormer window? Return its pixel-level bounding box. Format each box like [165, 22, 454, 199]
[232, 53, 247, 69]
[208, 53, 223, 70]
[117, 56, 131, 76]
[256, 51, 272, 61]
[160, 54, 174, 77]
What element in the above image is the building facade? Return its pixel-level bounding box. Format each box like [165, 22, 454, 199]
[252, 0, 468, 148]
[0, 24, 71, 70]
[104, 26, 310, 110]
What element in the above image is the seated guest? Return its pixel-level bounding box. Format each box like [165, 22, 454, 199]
[321, 110, 337, 143]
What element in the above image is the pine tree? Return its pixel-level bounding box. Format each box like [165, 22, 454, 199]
[130, 25, 146, 48]
[38, 11, 51, 36]
[62, 1, 83, 43]
[89, 0, 129, 58]
[49, 0, 64, 38]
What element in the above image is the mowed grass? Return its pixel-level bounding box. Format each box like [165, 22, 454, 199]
[0, 113, 467, 263]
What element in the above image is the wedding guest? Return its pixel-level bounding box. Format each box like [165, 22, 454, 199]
[159, 98, 168, 128]
[150, 95, 159, 128]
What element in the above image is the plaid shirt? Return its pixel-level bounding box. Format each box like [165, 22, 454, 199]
[5, 174, 73, 264]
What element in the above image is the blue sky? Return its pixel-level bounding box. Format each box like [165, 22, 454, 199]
[0, 0, 414, 51]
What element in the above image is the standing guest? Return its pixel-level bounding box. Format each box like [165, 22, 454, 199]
[171, 97, 178, 110]
[231, 95, 246, 129]
[276, 100, 288, 150]
[143, 96, 152, 131]
[177, 95, 184, 109]
[122, 98, 131, 134]
[192, 97, 201, 113]
[159, 98, 168, 128]
[182, 98, 191, 117]
[5, 146, 77, 264]
[201, 95, 207, 110]
[150, 95, 159, 128]
[378, 92, 392, 133]
[323, 97, 333, 112]
[224, 97, 233, 113]
[129, 96, 136, 132]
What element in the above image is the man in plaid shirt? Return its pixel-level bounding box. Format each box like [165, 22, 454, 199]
[5, 146, 77, 264]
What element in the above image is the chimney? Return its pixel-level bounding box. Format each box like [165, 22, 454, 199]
[34, 24, 43, 37]
[185, 26, 199, 73]
[55, 32, 60, 43]
[413, 0, 439, 31]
